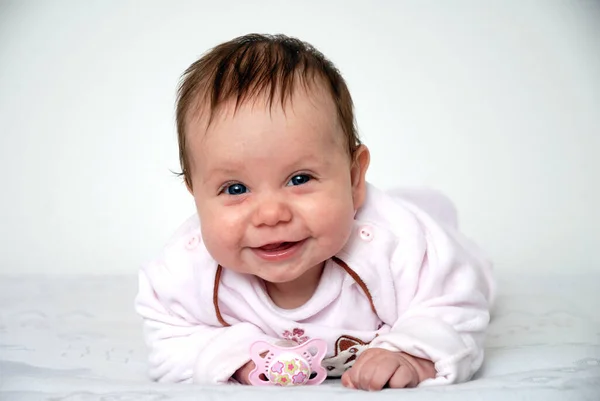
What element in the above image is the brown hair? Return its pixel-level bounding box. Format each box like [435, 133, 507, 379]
[175, 33, 361, 189]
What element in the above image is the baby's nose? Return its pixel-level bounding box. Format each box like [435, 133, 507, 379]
[252, 196, 292, 227]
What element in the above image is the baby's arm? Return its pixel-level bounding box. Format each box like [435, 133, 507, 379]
[135, 265, 270, 384]
[368, 196, 495, 386]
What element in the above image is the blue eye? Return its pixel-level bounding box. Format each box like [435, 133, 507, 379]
[225, 183, 248, 195]
[288, 174, 311, 186]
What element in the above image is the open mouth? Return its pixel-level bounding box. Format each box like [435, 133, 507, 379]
[252, 239, 306, 261]
[258, 242, 297, 252]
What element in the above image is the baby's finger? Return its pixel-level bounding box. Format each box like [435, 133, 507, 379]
[341, 371, 355, 389]
[387, 364, 418, 389]
[363, 361, 395, 391]
[356, 360, 379, 391]
[343, 349, 372, 388]
[344, 361, 362, 389]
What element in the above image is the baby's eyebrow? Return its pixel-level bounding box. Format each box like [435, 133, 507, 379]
[205, 167, 240, 175]
[201, 167, 241, 183]
[285, 156, 331, 171]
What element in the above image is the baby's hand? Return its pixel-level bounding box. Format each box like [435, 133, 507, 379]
[234, 360, 256, 385]
[341, 348, 436, 391]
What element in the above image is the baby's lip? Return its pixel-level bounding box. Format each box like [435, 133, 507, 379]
[250, 239, 307, 262]
[259, 242, 290, 251]
[253, 240, 301, 250]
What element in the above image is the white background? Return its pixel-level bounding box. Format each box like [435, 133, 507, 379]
[0, 0, 598, 275]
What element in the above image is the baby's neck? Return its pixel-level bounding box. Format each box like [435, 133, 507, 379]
[264, 262, 325, 309]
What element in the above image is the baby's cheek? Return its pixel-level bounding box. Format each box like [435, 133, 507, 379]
[201, 218, 238, 260]
[315, 202, 354, 247]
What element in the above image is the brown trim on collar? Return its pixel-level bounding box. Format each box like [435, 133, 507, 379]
[213, 265, 230, 327]
[331, 256, 378, 316]
[212, 258, 378, 327]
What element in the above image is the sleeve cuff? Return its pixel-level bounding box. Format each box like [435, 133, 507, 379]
[369, 316, 482, 385]
[192, 323, 274, 384]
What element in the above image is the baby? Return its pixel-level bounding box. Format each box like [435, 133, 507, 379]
[134, 33, 495, 391]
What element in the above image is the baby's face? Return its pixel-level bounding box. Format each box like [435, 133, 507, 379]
[186, 85, 369, 285]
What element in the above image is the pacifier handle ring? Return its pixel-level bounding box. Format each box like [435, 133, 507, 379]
[303, 339, 328, 385]
[248, 340, 273, 386]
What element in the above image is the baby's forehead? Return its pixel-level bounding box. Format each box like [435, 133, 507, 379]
[190, 80, 343, 141]
[196, 76, 334, 119]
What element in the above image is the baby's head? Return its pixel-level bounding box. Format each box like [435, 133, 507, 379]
[176, 34, 370, 288]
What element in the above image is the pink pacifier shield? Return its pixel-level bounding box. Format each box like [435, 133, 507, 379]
[267, 353, 310, 385]
[248, 338, 328, 386]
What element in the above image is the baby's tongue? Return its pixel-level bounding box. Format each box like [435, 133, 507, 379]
[260, 242, 288, 251]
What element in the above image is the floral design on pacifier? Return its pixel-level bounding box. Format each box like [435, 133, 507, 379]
[248, 338, 328, 386]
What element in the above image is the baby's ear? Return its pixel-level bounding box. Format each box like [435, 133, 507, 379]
[350, 145, 370, 210]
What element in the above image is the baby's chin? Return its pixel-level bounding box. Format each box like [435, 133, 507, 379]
[216, 262, 307, 283]
[254, 269, 314, 285]
[256, 273, 303, 284]
[254, 261, 326, 285]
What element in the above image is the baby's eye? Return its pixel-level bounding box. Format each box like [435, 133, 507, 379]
[287, 174, 312, 186]
[225, 183, 248, 195]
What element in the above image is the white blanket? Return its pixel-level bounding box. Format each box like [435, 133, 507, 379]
[1, 272, 599, 400]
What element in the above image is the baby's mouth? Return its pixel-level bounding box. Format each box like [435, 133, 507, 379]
[258, 242, 297, 252]
[251, 239, 306, 261]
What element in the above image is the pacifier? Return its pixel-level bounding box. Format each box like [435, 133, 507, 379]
[248, 338, 328, 386]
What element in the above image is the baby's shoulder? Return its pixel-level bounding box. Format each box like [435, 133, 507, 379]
[143, 213, 217, 281]
[163, 213, 202, 248]
[139, 214, 220, 320]
[357, 184, 423, 238]
[359, 183, 458, 234]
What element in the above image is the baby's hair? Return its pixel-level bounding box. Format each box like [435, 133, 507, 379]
[175, 33, 361, 189]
